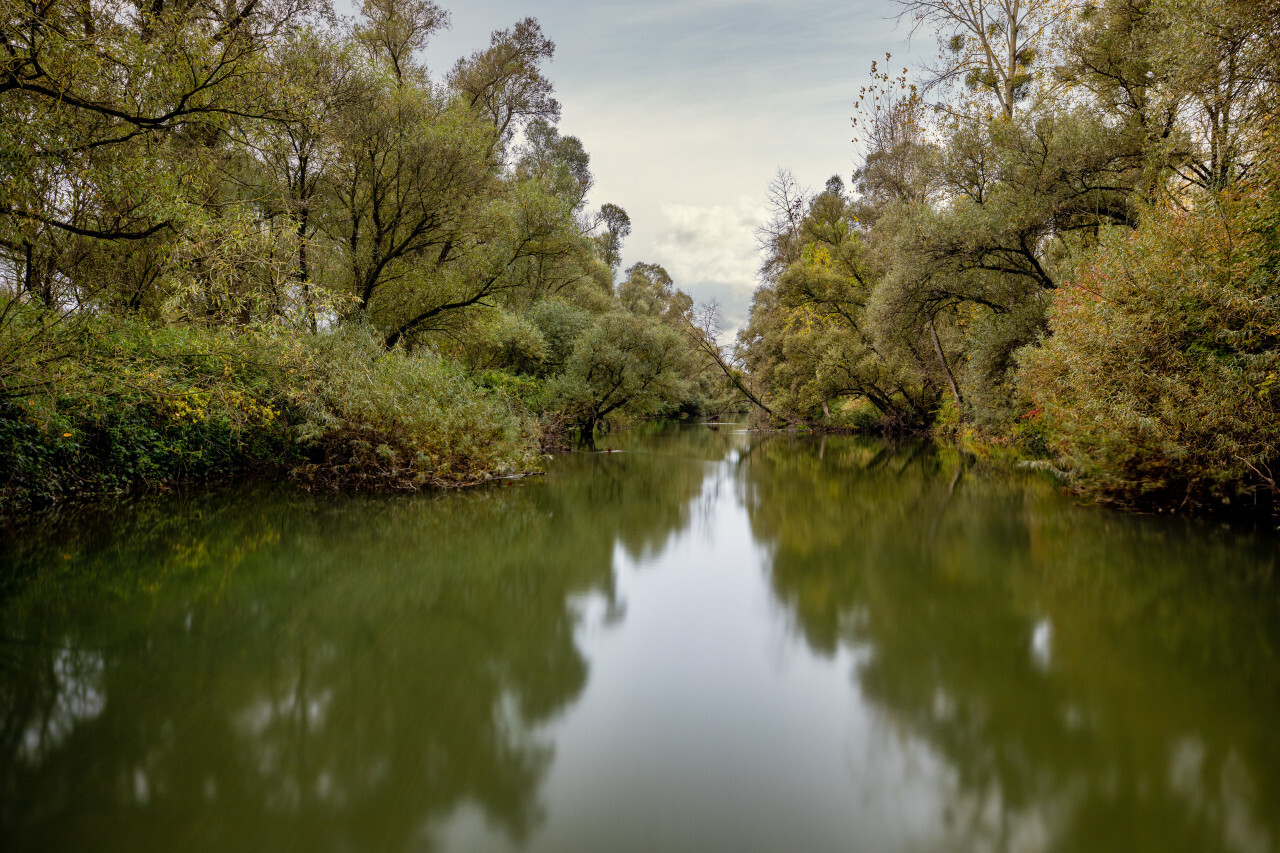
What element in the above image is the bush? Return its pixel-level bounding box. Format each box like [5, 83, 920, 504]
[962, 297, 1050, 433]
[292, 327, 540, 489]
[1019, 186, 1280, 512]
[0, 317, 543, 509]
[0, 316, 298, 506]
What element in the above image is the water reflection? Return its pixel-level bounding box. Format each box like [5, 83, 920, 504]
[0, 426, 724, 852]
[1, 426, 1278, 852]
[742, 434, 1280, 852]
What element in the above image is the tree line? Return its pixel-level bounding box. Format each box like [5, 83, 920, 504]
[0, 0, 728, 505]
[738, 0, 1280, 512]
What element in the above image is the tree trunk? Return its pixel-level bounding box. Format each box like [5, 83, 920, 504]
[929, 318, 963, 410]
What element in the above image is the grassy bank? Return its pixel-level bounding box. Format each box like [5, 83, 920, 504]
[0, 316, 542, 510]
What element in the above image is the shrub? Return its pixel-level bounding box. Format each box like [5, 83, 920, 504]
[291, 327, 540, 488]
[0, 316, 298, 506]
[1019, 186, 1280, 512]
[0, 317, 543, 509]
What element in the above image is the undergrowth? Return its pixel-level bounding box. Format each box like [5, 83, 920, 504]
[0, 315, 541, 510]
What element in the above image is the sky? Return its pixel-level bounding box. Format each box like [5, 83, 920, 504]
[342, 0, 920, 332]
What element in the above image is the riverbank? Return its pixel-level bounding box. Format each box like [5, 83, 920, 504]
[0, 317, 544, 512]
[758, 402, 1280, 522]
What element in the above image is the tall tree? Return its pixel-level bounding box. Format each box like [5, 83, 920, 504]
[0, 0, 326, 304]
[755, 168, 810, 283]
[595, 203, 631, 278]
[895, 0, 1069, 117]
[448, 17, 559, 155]
[353, 0, 449, 84]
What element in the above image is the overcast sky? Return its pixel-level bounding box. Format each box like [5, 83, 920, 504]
[344, 1, 919, 331]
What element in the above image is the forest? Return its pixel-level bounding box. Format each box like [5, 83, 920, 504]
[742, 0, 1280, 513]
[2, 0, 1278, 516]
[0, 0, 729, 505]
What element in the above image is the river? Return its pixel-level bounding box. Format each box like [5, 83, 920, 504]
[1, 423, 1278, 852]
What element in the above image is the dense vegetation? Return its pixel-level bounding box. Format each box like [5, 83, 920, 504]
[0, 0, 725, 506]
[739, 0, 1280, 513]
[6, 0, 1276, 516]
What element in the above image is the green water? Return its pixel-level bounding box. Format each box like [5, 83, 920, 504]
[2, 424, 1278, 852]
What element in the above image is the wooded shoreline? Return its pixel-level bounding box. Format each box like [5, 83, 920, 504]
[3, 0, 1278, 518]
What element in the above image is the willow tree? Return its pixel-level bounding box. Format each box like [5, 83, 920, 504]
[0, 0, 326, 307]
[895, 0, 1071, 117]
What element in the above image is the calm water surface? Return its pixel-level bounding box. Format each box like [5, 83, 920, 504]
[2, 425, 1279, 852]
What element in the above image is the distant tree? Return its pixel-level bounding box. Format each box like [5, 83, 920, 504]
[851, 58, 936, 220]
[755, 168, 810, 284]
[595, 203, 632, 278]
[617, 262, 692, 323]
[517, 120, 593, 211]
[557, 310, 695, 431]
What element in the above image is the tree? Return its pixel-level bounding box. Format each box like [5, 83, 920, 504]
[1020, 176, 1280, 509]
[516, 119, 593, 211]
[0, 0, 325, 249]
[373, 178, 590, 350]
[595, 203, 631, 278]
[683, 301, 777, 421]
[225, 27, 367, 328]
[318, 76, 492, 334]
[353, 0, 449, 84]
[740, 176, 945, 428]
[556, 310, 694, 431]
[755, 168, 810, 283]
[1150, 0, 1278, 189]
[1059, 0, 1278, 193]
[852, 58, 937, 219]
[0, 0, 333, 369]
[617, 262, 692, 323]
[894, 0, 1069, 117]
[448, 17, 560, 155]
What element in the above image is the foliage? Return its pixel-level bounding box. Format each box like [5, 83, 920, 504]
[0, 314, 299, 506]
[745, 0, 1280, 513]
[0, 315, 543, 508]
[740, 174, 951, 431]
[892, 0, 1070, 118]
[1020, 183, 1280, 511]
[0, 0, 718, 508]
[554, 310, 697, 431]
[292, 327, 540, 488]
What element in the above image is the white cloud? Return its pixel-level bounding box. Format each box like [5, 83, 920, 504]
[651, 197, 766, 301]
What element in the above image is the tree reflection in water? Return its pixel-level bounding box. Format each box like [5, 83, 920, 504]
[0, 423, 730, 852]
[3, 426, 1278, 853]
[741, 434, 1280, 853]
